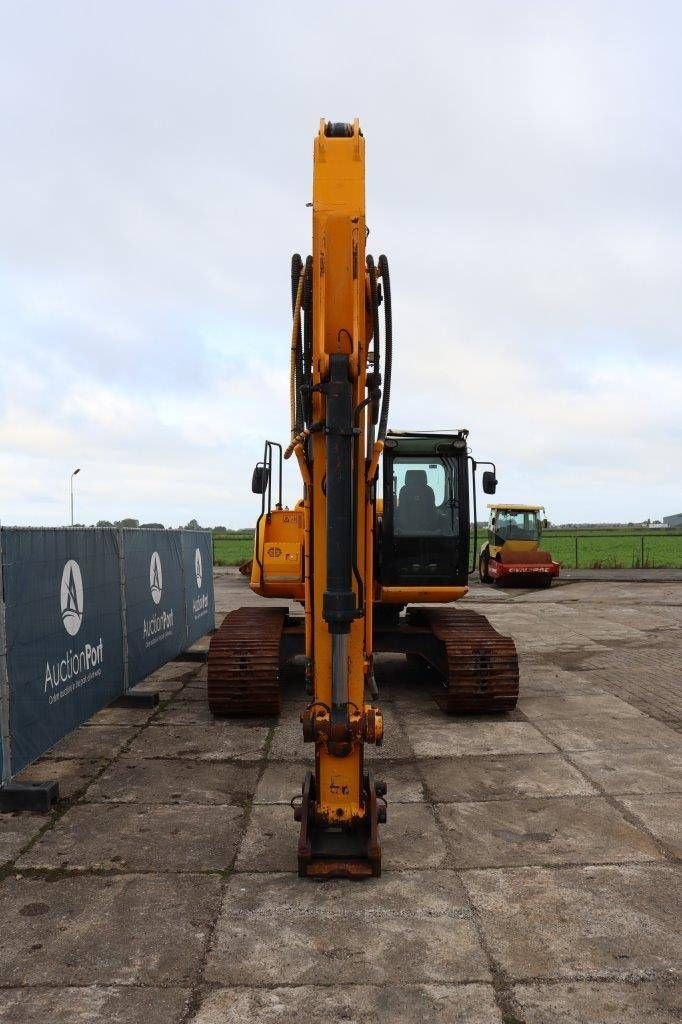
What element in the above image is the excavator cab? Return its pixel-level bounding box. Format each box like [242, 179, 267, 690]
[380, 431, 470, 588]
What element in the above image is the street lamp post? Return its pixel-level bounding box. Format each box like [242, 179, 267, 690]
[70, 468, 81, 526]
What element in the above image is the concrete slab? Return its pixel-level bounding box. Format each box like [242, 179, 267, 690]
[423, 753, 596, 802]
[617, 793, 682, 856]
[517, 670, 601, 696]
[0, 812, 48, 866]
[533, 714, 682, 751]
[205, 871, 490, 985]
[142, 662, 200, 684]
[191, 984, 503, 1023]
[154, 702, 215, 724]
[403, 717, 556, 759]
[382, 803, 449, 869]
[18, 803, 244, 871]
[44, 726, 138, 760]
[125, 724, 269, 761]
[0, 986, 191, 1024]
[269, 718, 313, 762]
[513, 979, 682, 1023]
[132, 676, 188, 694]
[85, 757, 259, 805]
[235, 805, 298, 871]
[462, 864, 681, 981]
[255, 760, 425, 804]
[437, 796, 662, 868]
[86, 705, 159, 726]
[569, 748, 682, 794]
[173, 685, 210, 702]
[519, 693, 643, 719]
[0, 873, 221, 984]
[13, 757, 107, 800]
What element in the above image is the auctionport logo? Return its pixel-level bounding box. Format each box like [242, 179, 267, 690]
[192, 546, 209, 619]
[149, 551, 163, 604]
[46, 559, 104, 701]
[60, 560, 84, 636]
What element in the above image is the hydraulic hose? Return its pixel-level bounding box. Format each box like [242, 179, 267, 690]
[302, 255, 313, 425]
[289, 258, 305, 439]
[366, 255, 380, 405]
[377, 254, 392, 442]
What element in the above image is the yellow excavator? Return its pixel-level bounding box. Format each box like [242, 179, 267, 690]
[208, 120, 519, 878]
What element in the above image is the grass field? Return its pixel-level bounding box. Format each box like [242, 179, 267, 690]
[212, 534, 254, 566]
[212, 530, 682, 569]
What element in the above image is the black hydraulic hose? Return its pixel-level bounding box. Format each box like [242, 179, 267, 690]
[291, 254, 304, 434]
[350, 396, 373, 616]
[377, 254, 392, 442]
[366, 256, 380, 395]
[302, 255, 313, 426]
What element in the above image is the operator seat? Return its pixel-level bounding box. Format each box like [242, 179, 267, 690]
[396, 469, 438, 533]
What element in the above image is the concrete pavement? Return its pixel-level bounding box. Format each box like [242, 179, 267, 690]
[0, 569, 680, 1022]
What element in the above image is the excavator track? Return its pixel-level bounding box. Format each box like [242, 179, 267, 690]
[207, 606, 287, 716]
[409, 607, 519, 713]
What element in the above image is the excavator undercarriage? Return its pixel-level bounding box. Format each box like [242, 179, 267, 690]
[208, 608, 519, 719]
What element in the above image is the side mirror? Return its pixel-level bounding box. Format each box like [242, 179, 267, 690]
[482, 470, 497, 495]
[251, 464, 270, 495]
[542, 519, 549, 530]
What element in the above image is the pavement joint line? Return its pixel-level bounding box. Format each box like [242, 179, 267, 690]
[162, 966, 682, 990]
[178, 717, 279, 1024]
[399, 733, 527, 1020]
[220, 856, 682, 874]
[428, 774, 524, 1017]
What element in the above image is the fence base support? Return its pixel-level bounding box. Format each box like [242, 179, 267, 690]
[173, 649, 208, 663]
[0, 780, 59, 813]
[112, 691, 160, 709]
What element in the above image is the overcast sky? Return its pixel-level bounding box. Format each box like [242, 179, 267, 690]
[1, 1, 680, 527]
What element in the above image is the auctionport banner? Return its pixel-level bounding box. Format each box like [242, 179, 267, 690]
[2, 528, 125, 775]
[182, 530, 216, 646]
[123, 529, 186, 687]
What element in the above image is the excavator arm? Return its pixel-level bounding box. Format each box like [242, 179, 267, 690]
[291, 120, 387, 876]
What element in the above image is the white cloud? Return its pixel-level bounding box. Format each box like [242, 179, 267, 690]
[1, 0, 680, 525]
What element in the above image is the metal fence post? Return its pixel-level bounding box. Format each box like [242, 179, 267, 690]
[118, 526, 130, 694]
[641, 535, 645, 568]
[575, 535, 579, 569]
[0, 529, 11, 783]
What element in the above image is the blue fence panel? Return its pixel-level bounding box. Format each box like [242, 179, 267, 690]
[182, 530, 216, 646]
[3, 528, 125, 775]
[123, 530, 187, 687]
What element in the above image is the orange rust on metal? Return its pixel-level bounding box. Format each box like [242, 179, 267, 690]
[373, 608, 519, 714]
[207, 606, 287, 716]
[419, 608, 519, 713]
